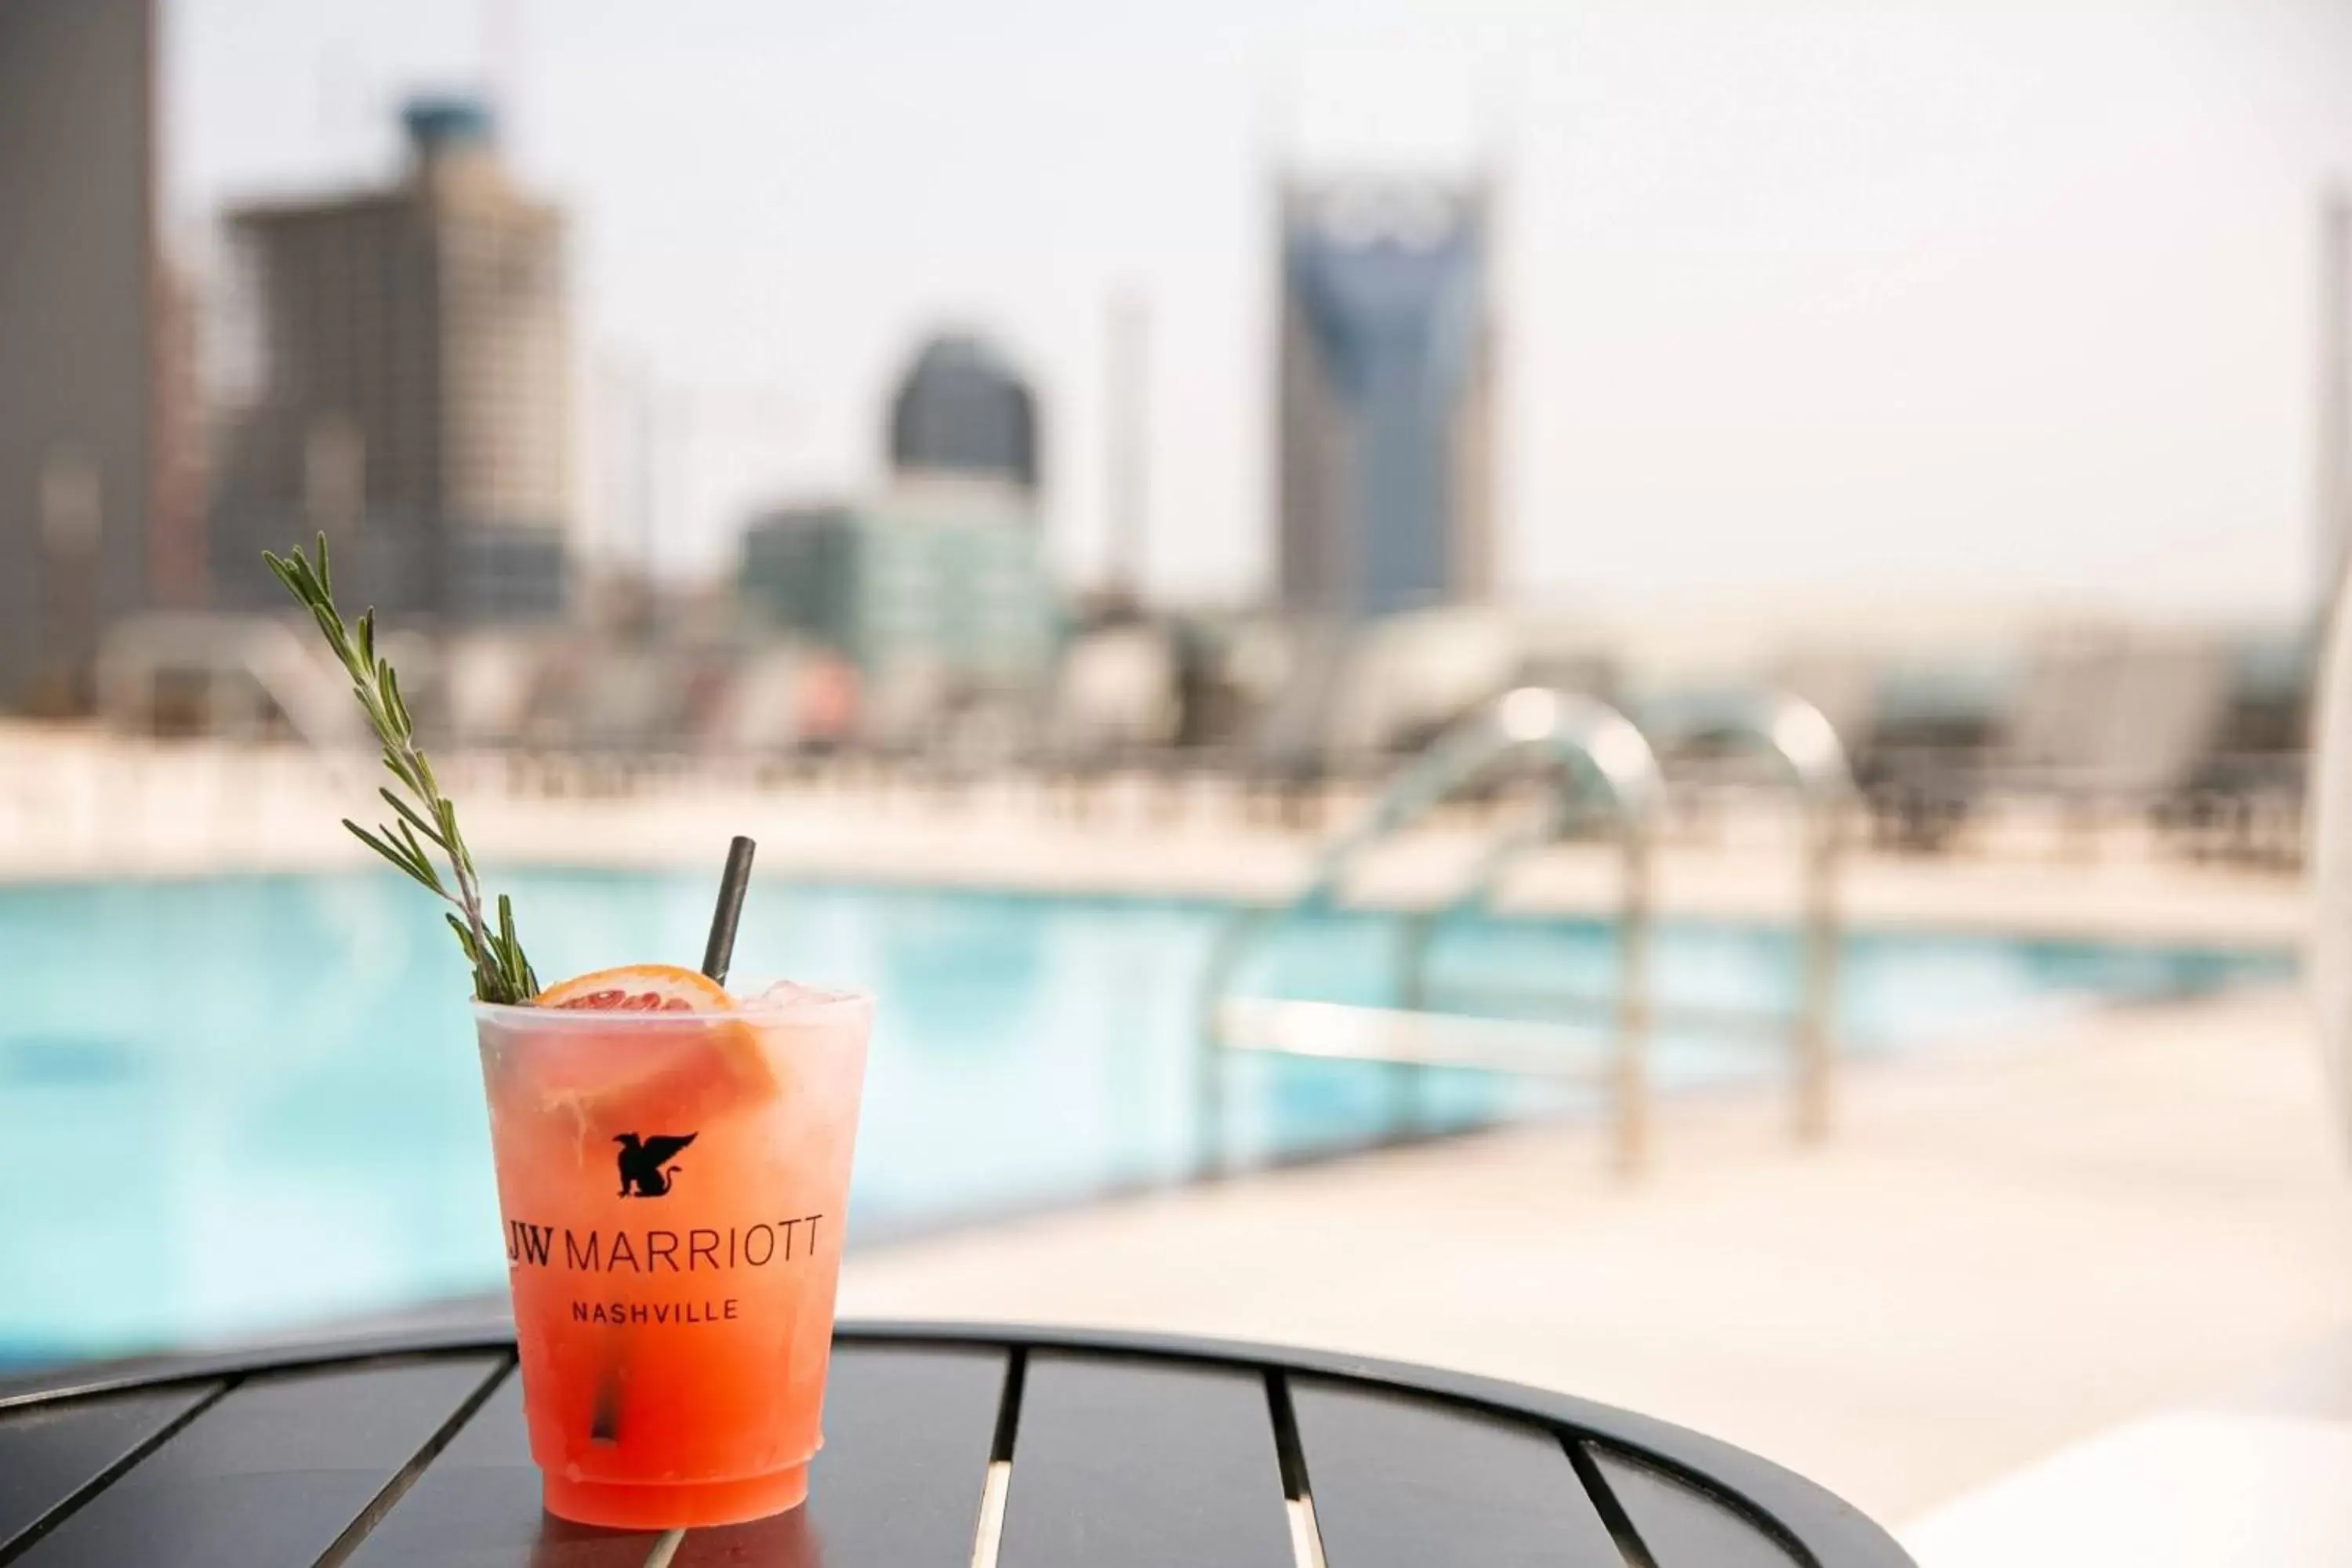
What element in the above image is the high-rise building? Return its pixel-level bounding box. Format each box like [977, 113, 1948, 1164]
[212, 97, 572, 621]
[1276, 177, 1494, 620]
[0, 0, 198, 712]
[739, 479, 1059, 688]
[887, 334, 1039, 493]
[2320, 187, 2351, 609]
[742, 331, 1058, 698]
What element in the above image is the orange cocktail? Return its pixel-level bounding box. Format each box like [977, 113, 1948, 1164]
[474, 981, 871, 1529]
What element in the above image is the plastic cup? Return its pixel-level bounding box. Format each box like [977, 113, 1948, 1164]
[472, 985, 873, 1530]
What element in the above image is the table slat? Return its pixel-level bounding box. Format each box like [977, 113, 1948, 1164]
[342, 1367, 655, 1568]
[670, 1508, 821, 1566]
[0, 1382, 223, 1557]
[996, 1352, 1293, 1568]
[676, 1344, 1007, 1566]
[1290, 1377, 1624, 1567]
[16, 1355, 504, 1568]
[1592, 1448, 1802, 1568]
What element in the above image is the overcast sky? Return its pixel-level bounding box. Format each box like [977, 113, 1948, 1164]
[169, 0, 2352, 619]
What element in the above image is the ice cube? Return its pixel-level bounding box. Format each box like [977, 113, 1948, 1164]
[753, 980, 851, 1008]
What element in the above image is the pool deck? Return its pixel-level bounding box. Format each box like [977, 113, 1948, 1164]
[0, 731, 2303, 947]
[837, 981, 2352, 1530]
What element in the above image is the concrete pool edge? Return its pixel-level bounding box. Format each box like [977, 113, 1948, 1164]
[0, 847, 2306, 954]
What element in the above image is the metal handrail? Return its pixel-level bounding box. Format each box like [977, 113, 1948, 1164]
[1199, 688, 1664, 1175]
[1394, 689, 1853, 1142]
[1403, 691, 1853, 1140]
[1200, 686, 1857, 1180]
[1641, 691, 1853, 1142]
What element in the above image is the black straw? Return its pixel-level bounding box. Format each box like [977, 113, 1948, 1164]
[699, 836, 757, 985]
[590, 1363, 622, 1444]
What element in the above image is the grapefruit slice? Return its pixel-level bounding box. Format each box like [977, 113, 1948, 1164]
[533, 963, 734, 1013]
[514, 963, 775, 1131]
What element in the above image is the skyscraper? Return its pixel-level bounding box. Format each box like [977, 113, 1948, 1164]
[741, 330, 1058, 689]
[0, 0, 195, 712]
[2319, 187, 2350, 609]
[212, 97, 572, 620]
[739, 490, 1058, 688]
[887, 334, 1039, 493]
[1276, 177, 1494, 620]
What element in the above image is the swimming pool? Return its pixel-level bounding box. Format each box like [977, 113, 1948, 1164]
[0, 869, 2291, 1364]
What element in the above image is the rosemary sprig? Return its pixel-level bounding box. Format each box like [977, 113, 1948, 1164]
[263, 533, 539, 1004]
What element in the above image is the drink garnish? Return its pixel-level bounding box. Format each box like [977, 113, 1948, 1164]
[264, 532, 538, 1003]
[535, 964, 735, 1013]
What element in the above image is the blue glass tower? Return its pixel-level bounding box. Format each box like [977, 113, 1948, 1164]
[1277, 180, 1494, 619]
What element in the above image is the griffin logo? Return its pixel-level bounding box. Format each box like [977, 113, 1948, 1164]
[613, 1133, 696, 1198]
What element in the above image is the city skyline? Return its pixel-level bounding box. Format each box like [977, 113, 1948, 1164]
[168, 0, 2352, 617]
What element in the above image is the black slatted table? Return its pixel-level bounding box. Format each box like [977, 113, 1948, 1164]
[0, 1322, 1911, 1567]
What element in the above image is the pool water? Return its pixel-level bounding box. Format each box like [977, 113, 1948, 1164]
[0, 870, 2292, 1364]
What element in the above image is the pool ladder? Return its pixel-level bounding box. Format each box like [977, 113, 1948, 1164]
[1196, 686, 1854, 1177]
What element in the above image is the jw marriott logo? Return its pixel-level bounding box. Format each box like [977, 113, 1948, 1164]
[503, 1215, 826, 1275]
[613, 1132, 695, 1198]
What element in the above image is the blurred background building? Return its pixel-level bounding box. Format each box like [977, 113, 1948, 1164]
[209, 96, 572, 623]
[738, 486, 1057, 691]
[2320, 189, 2352, 611]
[0, 0, 202, 714]
[888, 333, 1040, 495]
[740, 332, 1058, 706]
[1276, 176, 1494, 621]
